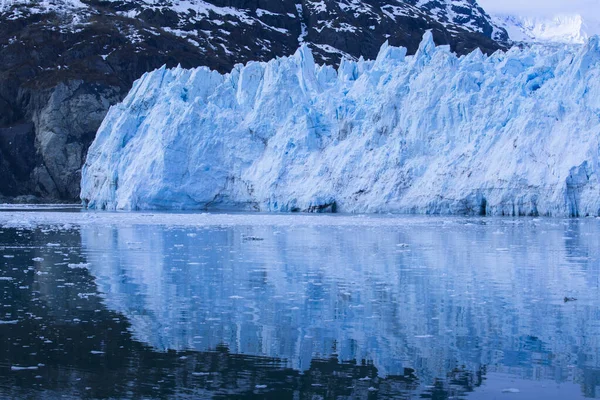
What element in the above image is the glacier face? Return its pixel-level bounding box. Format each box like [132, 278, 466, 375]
[81, 33, 600, 216]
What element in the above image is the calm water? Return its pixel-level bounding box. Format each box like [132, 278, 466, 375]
[1, 212, 600, 399]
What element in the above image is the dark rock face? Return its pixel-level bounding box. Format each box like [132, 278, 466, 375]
[0, 0, 508, 201]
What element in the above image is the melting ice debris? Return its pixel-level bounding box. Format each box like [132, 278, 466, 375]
[81, 33, 600, 217]
[68, 262, 91, 269]
[11, 366, 39, 371]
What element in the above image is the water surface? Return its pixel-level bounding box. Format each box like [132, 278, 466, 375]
[0, 212, 599, 399]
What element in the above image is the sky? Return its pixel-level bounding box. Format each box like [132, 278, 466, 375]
[478, 0, 600, 18]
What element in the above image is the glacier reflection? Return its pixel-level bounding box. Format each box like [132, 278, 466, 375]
[81, 217, 600, 394]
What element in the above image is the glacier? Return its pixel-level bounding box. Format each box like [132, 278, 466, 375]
[81, 32, 600, 216]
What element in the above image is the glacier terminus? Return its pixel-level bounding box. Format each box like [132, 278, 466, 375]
[81, 32, 600, 217]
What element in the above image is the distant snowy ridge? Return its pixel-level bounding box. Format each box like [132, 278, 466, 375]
[0, 0, 506, 42]
[82, 33, 600, 217]
[495, 13, 600, 44]
[0, 0, 507, 67]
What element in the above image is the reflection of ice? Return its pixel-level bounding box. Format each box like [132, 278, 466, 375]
[80, 217, 600, 386]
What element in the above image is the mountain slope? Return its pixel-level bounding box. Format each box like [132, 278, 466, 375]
[0, 0, 508, 201]
[1, 1, 508, 61]
[81, 34, 600, 216]
[494, 13, 600, 44]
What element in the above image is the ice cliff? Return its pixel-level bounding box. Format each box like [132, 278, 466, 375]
[81, 33, 600, 216]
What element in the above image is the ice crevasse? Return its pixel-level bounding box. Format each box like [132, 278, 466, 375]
[81, 32, 600, 216]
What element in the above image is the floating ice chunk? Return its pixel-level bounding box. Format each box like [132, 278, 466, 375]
[68, 263, 91, 269]
[11, 366, 38, 371]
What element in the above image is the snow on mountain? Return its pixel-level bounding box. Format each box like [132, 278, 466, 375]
[81, 33, 600, 216]
[405, 0, 507, 41]
[0, 0, 507, 62]
[0, 0, 85, 14]
[0, 0, 507, 42]
[495, 13, 600, 44]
